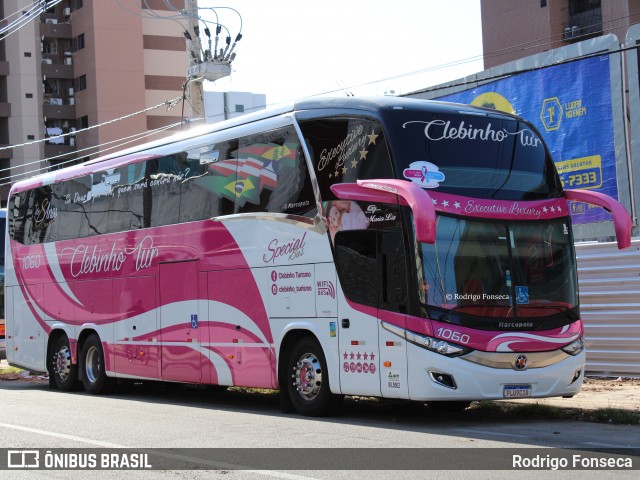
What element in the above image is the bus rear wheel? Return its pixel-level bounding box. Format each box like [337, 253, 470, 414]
[286, 337, 341, 416]
[81, 334, 116, 395]
[50, 334, 80, 391]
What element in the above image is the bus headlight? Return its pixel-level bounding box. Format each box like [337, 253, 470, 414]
[561, 337, 584, 356]
[405, 331, 471, 357]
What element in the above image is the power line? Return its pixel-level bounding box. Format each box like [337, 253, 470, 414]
[0, 0, 63, 41]
[0, 97, 181, 153]
[409, 42, 639, 97]
[0, 121, 179, 176]
[0, 122, 180, 187]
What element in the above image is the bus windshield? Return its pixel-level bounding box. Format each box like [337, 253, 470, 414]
[417, 216, 579, 323]
[388, 109, 563, 200]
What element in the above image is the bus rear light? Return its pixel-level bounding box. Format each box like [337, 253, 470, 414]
[561, 337, 584, 356]
[351, 340, 365, 346]
[385, 341, 400, 347]
[383, 361, 392, 368]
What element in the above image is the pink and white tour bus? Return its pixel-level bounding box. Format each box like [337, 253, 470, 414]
[4, 97, 631, 416]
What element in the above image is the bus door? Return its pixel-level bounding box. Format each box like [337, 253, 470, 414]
[159, 260, 202, 383]
[376, 229, 409, 399]
[334, 215, 409, 398]
[335, 228, 381, 396]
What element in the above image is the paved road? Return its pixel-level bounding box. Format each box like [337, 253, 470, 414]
[0, 379, 637, 479]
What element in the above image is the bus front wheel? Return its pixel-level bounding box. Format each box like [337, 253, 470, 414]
[286, 337, 341, 416]
[81, 334, 116, 395]
[50, 334, 79, 391]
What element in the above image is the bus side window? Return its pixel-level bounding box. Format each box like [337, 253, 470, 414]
[334, 230, 379, 308]
[109, 162, 148, 232]
[9, 193, 29, 245]
[234, 126, 315, 217]
[380, 230, 407, 313]
[56, 175, 92, 241]
[147, 155, 182, 228]
[298, 118, 393, 201]
[179, 139, 237, 222]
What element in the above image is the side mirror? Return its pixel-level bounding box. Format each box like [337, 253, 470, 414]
[331, 179, 436, 244]
[564, 189, 632, 249]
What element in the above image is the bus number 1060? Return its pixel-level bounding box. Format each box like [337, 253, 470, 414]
[23, 255, 41, 269]
[437, 328, 470, 344]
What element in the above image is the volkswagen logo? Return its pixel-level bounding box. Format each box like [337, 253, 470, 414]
[514, 354, 528, 370]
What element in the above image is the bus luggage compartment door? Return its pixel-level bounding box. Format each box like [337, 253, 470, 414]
[159, 260, 202, 383]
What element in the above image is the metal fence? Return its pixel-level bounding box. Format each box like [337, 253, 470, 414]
[576, 239, 640, 377]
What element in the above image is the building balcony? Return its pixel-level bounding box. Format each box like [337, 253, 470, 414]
[0, 144, 13, 160]
[44, 143, 76, 159]
[43, 102, 76, 120]
[41, 62, 74, 80]
[0, 102, 11, 117]
[0, 61, 9, 76]
[39, 21, 72, 39]
[563, 8, 603, 40]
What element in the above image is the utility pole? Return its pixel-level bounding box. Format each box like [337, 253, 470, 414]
[184, 0, 232, 125]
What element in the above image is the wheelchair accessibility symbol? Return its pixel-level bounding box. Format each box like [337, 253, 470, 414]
[515, 286, 529, 305]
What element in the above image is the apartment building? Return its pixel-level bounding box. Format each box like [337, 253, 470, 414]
[0, 0, 191, 204]
[481, 0, 640, 69]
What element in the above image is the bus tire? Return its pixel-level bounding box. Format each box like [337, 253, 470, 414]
[286, 336, 341, 417]
[426, 401, 471, 412]
[81, 334, 116, 395]
[50, 334, 79, 391]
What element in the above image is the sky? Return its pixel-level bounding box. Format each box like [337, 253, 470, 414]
[198, 0, 484, 106]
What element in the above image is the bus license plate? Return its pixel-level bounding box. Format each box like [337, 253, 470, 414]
[503, 385, 532, 398]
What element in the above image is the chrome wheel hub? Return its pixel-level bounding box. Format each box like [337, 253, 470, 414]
[54, 346, 71, 380]
[85, 346, 100, 384]
[293, 353, 322, 400]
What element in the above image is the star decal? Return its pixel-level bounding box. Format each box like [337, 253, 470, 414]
[442, 200, 450, 207]
[542, 206, 548, 213]
[454, 201, 461, 209]
[343, 352, 348, 359]
[550, 206, 556, 213]
[356, 352, 362, 360]
[367, 131, 379, 145]
[351, 159, 359, 169]
[350, 352, 355, 360]
[359, 148, 368, 160]
[328, 172, 333, 179]
[557, 205, 562, 212]
[334, 169, 340, 178]
[370, 353, 376, 360]
[342, 166, 348, 175]
[432, 198, 438, 205]
[363, 353, 369, 360]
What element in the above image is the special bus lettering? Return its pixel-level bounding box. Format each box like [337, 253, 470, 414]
[263, 232, 307, 264]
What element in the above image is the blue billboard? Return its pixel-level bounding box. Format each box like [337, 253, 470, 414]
[436, 54, 617, 224]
